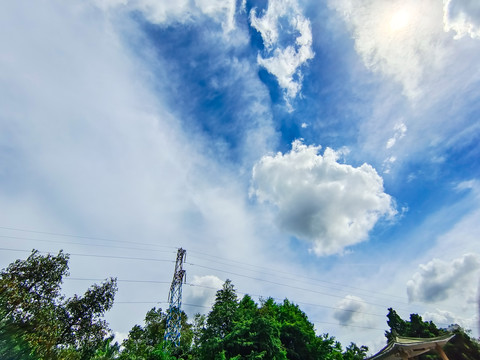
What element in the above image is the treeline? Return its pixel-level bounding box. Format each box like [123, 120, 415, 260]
[119, 280, 368, 360]
[0, 250, 479, 359]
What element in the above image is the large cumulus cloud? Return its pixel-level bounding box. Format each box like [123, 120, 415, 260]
[251, 140, 395, 256]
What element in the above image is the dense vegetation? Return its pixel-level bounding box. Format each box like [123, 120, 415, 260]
[0, 251, 478, 359]
[0, 250, 116, 359]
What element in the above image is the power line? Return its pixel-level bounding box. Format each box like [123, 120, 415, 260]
[187, 251, 409, 304]
[0, 236, 459, 324]
[0, 247, 175, 263]
[185, 262, 414, 312]
[187, 253, 411, 309]
[0, 246, 426, 316]
[184, 282, 386, 318]
[0, 225, 413, 306]
[184, 253, 463, 314]
[65, 277, 387, 319]
[0, 234, 176, 254]
[67, 278, 385, 318]
[0, 225, 177, 249]
[31, 262, 455, 330]
[310, 320, 386, 332]
[3, 235, 401, 306]
[68, 278, 170, 285]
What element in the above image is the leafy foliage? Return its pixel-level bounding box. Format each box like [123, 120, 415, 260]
[120, 307, 192, 360]
[92, 335, 121, 359]
[385, 308, 444, 341]
[193, 280, 366, 360]
[0, 250, 117, 359]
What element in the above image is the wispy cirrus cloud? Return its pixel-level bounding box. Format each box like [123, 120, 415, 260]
[386, 122, 407, 149]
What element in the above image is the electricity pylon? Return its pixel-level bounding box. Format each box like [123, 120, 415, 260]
[164, 248, 186, 348]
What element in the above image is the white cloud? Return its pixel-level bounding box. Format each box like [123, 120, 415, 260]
[382, 156, 397, 174]
[113, 331, 129, 345]
[251, 140, 396, 256]
[187, 275, 223, 310]
[250, 0, 314, 101]
[455, 179, 480, 193]
[386, 122, 407, 149]
[443, 0, 480, 39]
[333, 295, 367, 325]
[331, 0, 447, 100]
[94, 0, 237, 31]
[407, 254, 480, 303]
[194, 0, 237, 32]
[423, 309, 478, 330]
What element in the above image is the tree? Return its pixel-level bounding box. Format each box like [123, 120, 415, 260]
[120, 307, 192, 360]
[92, 335, 120, 360]
[206, 280, 239, 339]
[385, 308, 444, 341]
[343, 343, 368, 360]
[0, 250, 117, 359]
[220, 296, 287, 359]
[200, 280, 239, 359]
[277, 299, 320, 360]
[0, 303, 36, 360]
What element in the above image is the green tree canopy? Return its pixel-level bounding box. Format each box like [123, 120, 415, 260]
[0, 250, 117, 359]
[385, 308, 444, 341]
[120, 307, 192, 360]
[195, 280, 367, 360]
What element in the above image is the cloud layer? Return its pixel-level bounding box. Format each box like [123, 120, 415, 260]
[251, 141, 395, 256]
[407, 253, 480, 303]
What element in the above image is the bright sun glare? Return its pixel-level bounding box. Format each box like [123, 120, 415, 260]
[390, 10, 410, 31]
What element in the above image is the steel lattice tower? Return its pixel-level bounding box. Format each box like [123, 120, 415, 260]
[164, 248, 186, 348]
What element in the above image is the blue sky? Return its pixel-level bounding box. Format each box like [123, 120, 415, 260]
[1, 0, 479, 352]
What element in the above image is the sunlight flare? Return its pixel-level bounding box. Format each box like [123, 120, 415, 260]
[390, 9, 410, 31]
